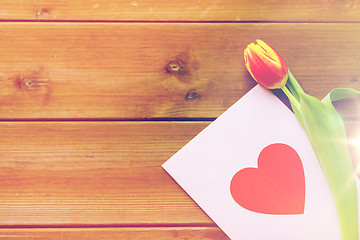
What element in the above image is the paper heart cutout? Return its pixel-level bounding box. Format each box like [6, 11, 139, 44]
[230, 143, 305, 215]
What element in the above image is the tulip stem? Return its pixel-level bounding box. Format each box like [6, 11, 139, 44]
[281, 85, 301, 112]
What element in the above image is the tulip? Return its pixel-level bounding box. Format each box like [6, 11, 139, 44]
[244, 39, 288, 89]
[244, 39, 359, 240]
[244, 39, 301, 111]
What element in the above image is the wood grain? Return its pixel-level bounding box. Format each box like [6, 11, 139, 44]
[0, 227, 229, 240]
[0, 0, 358, 22]
[0, 121, 359, 227]
[0, 23, 359, 119]
[0, 122, 211, 226]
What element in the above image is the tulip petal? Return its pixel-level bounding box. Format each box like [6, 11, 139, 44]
[246, 51, 287, 88]
[244, 40, 288, 89]
[256, 39, 281, 64]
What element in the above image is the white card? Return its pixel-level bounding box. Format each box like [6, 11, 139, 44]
[162, 85, 359, 239]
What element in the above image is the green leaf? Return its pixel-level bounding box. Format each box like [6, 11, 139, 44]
[299, 90, 359, 240]
[322, 88, 360, 104]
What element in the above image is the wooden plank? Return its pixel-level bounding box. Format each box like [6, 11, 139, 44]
[0, 121, 359, 226]
[0, 0, 359, 22]
[0, 122, 211, 226]
[0, 23, 359, 119]
[0, 227, 229, 240]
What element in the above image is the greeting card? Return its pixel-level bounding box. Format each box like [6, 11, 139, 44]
[162, 85, 360, 239]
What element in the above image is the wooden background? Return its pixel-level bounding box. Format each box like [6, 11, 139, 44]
[0, 0, 360, 239]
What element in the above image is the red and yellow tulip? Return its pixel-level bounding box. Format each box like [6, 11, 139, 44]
[244, 39, 288, 89]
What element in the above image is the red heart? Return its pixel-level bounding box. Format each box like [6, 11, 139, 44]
[230, 143, 305, 215]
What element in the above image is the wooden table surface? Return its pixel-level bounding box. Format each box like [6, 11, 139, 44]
[0, 1, 360, 239]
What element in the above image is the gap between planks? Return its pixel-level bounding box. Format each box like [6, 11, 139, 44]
[1, 20, 360, 24]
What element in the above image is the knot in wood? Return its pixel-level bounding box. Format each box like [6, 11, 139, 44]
[166, 60, 186, 74]
[20, 77, 49, 90]
[185, 89, 200, 101]
[36, 8, 50, 17]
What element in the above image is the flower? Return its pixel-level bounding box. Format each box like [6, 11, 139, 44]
[244, 39, 288, 89]
[244, 39, 300, 111]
